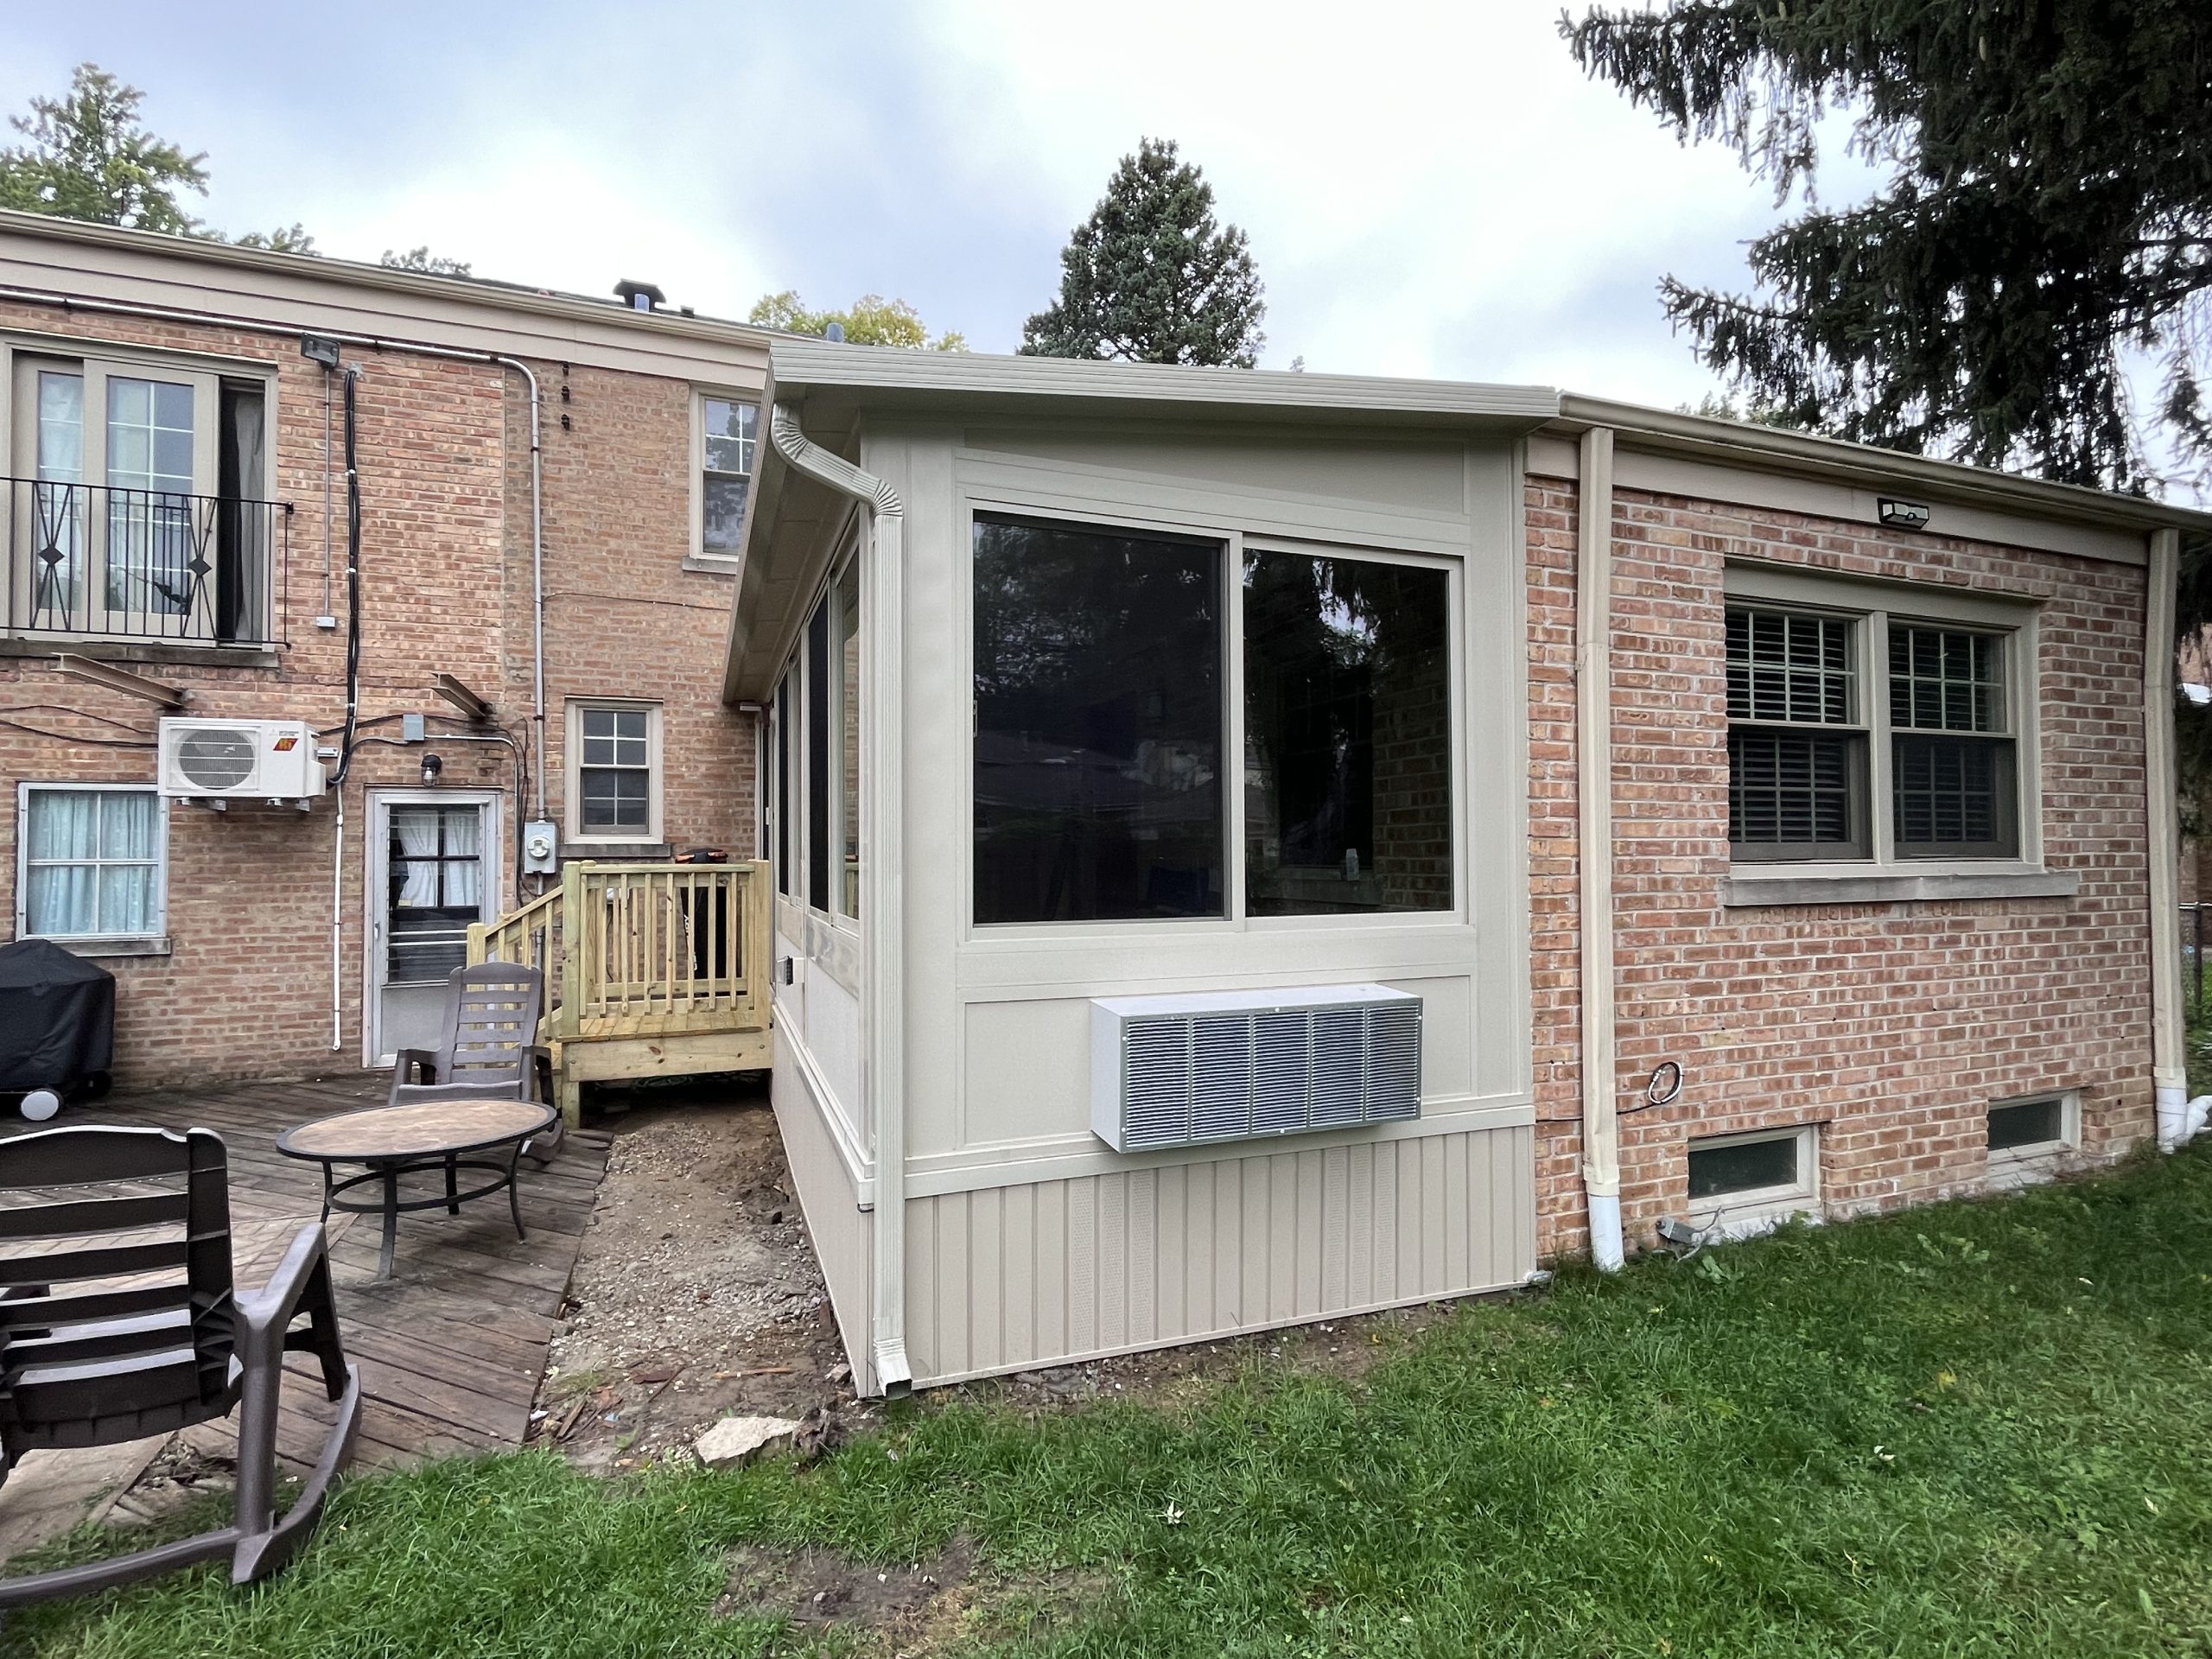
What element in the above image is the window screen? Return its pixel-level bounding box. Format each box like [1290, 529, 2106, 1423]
[1726, 607, 1867, 860]
[1243, 550, 1452, 915]
[1889, 625, 2017, 858]
[807, 595, 830, 913]
[972, 513, 1224, 924]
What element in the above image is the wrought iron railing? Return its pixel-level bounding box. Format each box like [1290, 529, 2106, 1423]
[3, 476, 289, 645]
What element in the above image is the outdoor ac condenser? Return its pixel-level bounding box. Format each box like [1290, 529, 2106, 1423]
[157, 718, 327, 802]
[1090, 984, 1422, 1154]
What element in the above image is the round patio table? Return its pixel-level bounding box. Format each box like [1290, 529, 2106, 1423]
[276, 1096, 559, 1281]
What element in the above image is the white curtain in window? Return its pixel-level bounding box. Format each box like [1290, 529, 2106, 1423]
[441, 808, 480, 909]
[23, 790, 158, 937]
[391, 808, 442, 908]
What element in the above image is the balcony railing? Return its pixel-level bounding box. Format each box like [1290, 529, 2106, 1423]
[4, 476, 290, 646]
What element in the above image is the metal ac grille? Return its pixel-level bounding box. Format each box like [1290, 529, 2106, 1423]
[175, 728, 257, 791]
[1116, 998, 1422, 1152]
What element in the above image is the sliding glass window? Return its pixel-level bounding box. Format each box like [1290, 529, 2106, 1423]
[972, 513, 1224, 924]
[1243, 550, 1452, 915]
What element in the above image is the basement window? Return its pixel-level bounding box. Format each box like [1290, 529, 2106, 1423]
[1987, 1091, 2077, 1186]
[1685, 1125, 1819, 1228]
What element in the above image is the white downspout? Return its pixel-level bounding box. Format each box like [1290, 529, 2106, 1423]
[2146, 528, 2191, 1149]
[767, 404, 911, 1394]
[1576, 427, 1625, 1268]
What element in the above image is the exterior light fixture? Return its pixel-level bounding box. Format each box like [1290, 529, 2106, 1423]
[1877, 499, 1932, 530]
[299, 334, 342, 369]
[420, 752, 443, 786]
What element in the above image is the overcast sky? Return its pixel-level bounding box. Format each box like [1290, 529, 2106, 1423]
[2, 1, 1876, 408]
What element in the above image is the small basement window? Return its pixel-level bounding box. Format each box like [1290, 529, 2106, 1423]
[1684, 1125, 1819, 1228]
[1986, 1093, 2076, 1185]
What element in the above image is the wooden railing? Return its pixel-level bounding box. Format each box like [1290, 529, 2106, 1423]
[467, 861, 772, 1044]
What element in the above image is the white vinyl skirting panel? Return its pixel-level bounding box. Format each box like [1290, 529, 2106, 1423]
[770, 1027, 877, 1393]
[904, 1123, 1536, 1385]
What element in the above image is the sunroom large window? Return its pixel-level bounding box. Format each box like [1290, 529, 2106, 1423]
[972, 514, 1224, 924]
[970, 512, 1458, 926]
[1243, 550, 1452, 915]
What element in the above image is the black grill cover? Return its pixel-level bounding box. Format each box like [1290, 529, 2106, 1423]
[0, 939, 116, 1094]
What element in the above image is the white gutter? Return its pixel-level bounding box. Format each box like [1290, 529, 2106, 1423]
[2147, 528, 2191, 1149]
[1576, 427, 1625, 1269]
[0, 283, 550, 823]
[766, 404, 911, 1395]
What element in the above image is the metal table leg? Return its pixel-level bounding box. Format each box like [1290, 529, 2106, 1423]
[444, 1153, 461, 1217]
[377, 1163, 399, 1281]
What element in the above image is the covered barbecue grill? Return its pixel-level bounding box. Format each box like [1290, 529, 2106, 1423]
[0, 939, 115, 1108]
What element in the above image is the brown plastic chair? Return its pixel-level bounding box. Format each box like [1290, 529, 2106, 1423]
[390, 963, 559, 1157]
[0, 1124, 362, 1606]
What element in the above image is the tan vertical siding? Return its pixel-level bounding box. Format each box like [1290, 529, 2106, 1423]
[904, 1123, 1536, 1384]
[770, 1029, 874, 1390]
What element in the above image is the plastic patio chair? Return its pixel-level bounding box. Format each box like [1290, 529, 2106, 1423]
[389, 963, 559, 1158]
[0, 1124, 362, 1606]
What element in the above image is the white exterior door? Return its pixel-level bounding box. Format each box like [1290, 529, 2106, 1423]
[365, 790, 501, 1066]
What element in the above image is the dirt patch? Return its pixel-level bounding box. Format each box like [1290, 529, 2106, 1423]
[534, 1076, 856, 1471]
[715, 1536, 1107, 1653]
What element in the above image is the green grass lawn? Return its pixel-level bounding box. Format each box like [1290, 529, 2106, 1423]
[11, 1143, 2212, 1659]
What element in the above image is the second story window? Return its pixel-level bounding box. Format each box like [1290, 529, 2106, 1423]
[696, 395, 759, 563]
[8, 348, 276, 646]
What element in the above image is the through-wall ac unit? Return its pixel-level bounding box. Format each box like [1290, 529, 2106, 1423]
[158, 718, 327, 801]
[1091, 984, 1422, 1154]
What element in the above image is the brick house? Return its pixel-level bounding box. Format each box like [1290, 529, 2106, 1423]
[2, 214, 2204, 1395]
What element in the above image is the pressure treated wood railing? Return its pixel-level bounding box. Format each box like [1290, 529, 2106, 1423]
[466, 861, 772, 1043]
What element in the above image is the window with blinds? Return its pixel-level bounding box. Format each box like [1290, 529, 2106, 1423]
[1725, 607, 1869, 861]
[1889, 624, 2018, 857]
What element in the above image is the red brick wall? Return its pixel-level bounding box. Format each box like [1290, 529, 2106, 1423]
[0, 302, 756, 1086]
[1528, 477, 2157, 1259]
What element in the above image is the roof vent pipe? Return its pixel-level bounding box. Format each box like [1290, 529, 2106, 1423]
[613, 279, 664, 313]
[824, 321, 845, 343]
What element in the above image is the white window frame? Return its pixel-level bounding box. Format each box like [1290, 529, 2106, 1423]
[1684, 1123, 1821, 1234]
[955, 499, 1468, 937]
[1986, 1089, 2081, 1189]
[1723, 563, 2046, 899]
[687, 389, 760, 571]
[563, 698, 664, 847]
[14, 782, 169, 953]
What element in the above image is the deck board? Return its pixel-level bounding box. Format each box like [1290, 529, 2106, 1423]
[10, 1073, 609, 1472]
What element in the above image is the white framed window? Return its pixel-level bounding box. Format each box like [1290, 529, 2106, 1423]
[1724, 565, 2040, 883]
[691, 392, 760, 566]
[565, 700, 663, 845]
[16, 784, 168, 948]
[7, 346, 276, 643]
[769, 543, 865, 927]
[1986, 1090, 2079, 1188]
[1684, 1123, 1821, 1232]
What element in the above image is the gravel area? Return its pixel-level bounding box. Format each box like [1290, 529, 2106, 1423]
[536, 1077, 854, 1471]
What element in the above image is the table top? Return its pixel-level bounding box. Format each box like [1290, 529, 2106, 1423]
[276, 1096, 558, 1162]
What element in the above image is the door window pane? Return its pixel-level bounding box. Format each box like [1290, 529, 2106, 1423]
[22, 788, 162, 938]
[32, 372, 86, 618]
[1243, 550, 1453, 915]
[105, 375, 198, 616]
[973, 514, 1224, 924]
[387, 804, 484, 982]
[836, 559, 861, 919]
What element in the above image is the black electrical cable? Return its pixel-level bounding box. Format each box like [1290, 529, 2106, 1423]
[330, 367, 365, 787]
[0, 719, 156, 748]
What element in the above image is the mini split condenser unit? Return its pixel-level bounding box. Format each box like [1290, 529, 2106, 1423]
[158, 718, 327, 802]
[1091, 984, 1422, 1154]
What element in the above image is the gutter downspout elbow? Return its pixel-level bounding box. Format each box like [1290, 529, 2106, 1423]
[768, 404, 911, 1395]
[1576, 427, 1625, 1270]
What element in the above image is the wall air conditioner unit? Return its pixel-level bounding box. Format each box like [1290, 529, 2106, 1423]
[158, 718, 327, 802]
[1091, 984, 1421, 1154]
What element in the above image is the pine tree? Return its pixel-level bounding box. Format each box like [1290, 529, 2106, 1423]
[1022, 139, 1266, 368]
[1563, 2, 2212, 493]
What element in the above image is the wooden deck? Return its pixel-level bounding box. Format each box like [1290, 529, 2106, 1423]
[59, 1073, 612, 1479]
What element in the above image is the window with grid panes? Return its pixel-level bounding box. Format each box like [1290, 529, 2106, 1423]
[1725, 607, 1868, 860]
[577, 705, 653, 836]
[1888, 624, 2018, 857]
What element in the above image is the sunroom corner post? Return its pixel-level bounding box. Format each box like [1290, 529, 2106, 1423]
[2147, 526, 2189, 1150]
[1576, 424, 1625, 1268]
[767, 404, 912, 1394]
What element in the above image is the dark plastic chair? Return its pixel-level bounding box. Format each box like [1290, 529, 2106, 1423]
[0, 1124, 362, 1606]
[391, 964, 558, 1156]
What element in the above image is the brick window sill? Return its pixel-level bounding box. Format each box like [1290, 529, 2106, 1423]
[37, 935, 174, 959]
[1721, 867, 2080, 907]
